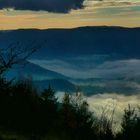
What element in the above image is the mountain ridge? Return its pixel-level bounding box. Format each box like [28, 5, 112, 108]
[1, 25, 140, 32]
[0, 25, 139, 59]
[1, 26, 140, 95]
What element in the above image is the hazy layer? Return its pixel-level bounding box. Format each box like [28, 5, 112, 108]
[56, 92, 140, 132]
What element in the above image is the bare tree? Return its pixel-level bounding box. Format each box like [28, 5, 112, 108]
[0, 42, 41, 75]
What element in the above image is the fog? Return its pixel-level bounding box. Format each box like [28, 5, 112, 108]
[56, 92, 140, 132]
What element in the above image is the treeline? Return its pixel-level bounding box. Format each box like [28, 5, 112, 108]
[0, 77, 140, 140]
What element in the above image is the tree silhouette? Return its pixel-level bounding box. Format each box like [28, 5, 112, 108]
[59, 92, 97, 140]
[39, 85, 58, 133]
[119, 104, 137, 140]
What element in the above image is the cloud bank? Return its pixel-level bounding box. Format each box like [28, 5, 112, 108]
[29, 58, 140, 94]
[1, 0, 138, 13]
[56, 92, 140, 132]
[29, 58, 140, 79]
[85, 0, 140, 8]
[87, 93, 140, 132]
[0, 0, 84, 13]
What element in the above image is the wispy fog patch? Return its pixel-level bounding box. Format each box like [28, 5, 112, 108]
[56, 92, 140, 132]
[87, 93, 140, 131]
[55, 92, 140, 132]
[29, 58, 140, 94]
[29, 58, 140, 79]
[84, 0, 140, 8]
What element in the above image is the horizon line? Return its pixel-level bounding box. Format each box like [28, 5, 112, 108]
[1, 25, 140, 31]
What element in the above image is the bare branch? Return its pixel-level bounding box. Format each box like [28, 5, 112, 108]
[0, 41, 43, 75]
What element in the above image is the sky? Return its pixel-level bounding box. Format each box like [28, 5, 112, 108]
[0, 0, 140, 29]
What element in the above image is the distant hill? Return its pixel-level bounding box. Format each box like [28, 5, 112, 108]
[34, 79, 77, 92]
[1, 26, 140, 95]
[5, 61, 77, 93]
[6, 61, 68, 80]
[0, 26, 140, 59]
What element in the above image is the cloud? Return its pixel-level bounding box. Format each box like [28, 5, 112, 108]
[0, 0, 84, 13]
[1, 0, 137, 13]
[29, 58, 140, 79]
[29, 58, 140, 94]
[87, 93, 140, 132]
[93, 59, 140, 79]
[28, 55, 112, 78]
[55, 92, 140, 132]
[85, 0, 140, 8]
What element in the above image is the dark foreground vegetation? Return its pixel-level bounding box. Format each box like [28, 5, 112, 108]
[0, 77, 140, 140]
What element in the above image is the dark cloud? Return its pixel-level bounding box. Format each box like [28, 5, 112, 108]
[0, 0, 85, 13]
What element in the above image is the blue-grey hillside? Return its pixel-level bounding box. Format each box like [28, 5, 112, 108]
[1, 26, 140, 95]
[0, 26, 140, 59]
[5, 61, 76, 92]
